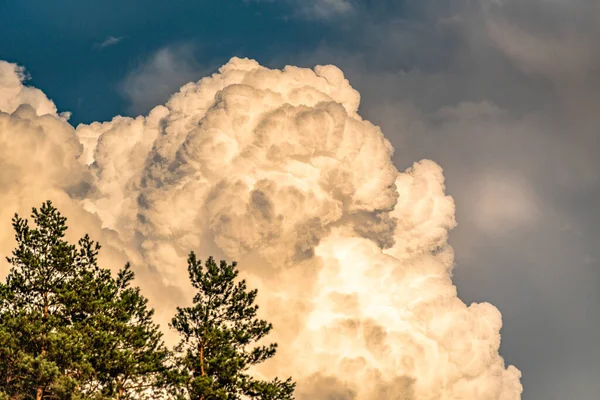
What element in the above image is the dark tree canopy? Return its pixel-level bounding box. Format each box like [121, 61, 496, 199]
[0, 201, 169, 399]
[0, 201, 295, 400]
[170, 254, 295, 400]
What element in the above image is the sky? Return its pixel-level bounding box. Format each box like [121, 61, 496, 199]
[1, 0, 599, 399]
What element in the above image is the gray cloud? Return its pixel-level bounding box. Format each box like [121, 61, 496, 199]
[274, 0, 600, 398]
[119, 44, 206, 115]
[302, 0, 353, 18]
[250, 0, 354, 19]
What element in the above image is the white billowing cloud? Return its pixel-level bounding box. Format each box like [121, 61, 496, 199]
[0, 66, 81, 246]
[2, 57, 522, 399]
[0, 61, 57, 116]
[0, 104, 84, 257]
[0, 63, 171, 334]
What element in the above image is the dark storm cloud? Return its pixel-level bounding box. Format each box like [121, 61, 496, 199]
[270, 1, 600, 398]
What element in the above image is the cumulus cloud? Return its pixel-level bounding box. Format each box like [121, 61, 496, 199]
[284, 1, 600, 397]
[0, 61, 58, 116]
[0, 63, 180, 338]
[1, 57, 522, 399]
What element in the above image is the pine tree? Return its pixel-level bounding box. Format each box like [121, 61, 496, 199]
[0, 201, 85, 398]
[0, 201, 169, 399]
[68, 257, 170, 399]
[170, 254, 295, 400]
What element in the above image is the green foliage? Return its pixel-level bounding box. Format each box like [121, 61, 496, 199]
[0, 201, 169, 399]
[170, 254, 295, 400]
[0, 201, 295, 399]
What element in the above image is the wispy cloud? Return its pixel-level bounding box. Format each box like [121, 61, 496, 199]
[251, 0, 353, 19]
[303, 0, 352, 18]
[119, 44, 205, 115]
[95, 36, 123, 50]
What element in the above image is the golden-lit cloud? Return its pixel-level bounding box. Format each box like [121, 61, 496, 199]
[0, 58, 522, 399]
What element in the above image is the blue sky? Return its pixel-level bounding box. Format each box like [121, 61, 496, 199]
[0, 0, 477, 125]
[0, 0, 332, 123]
[2, 0, 600, 398]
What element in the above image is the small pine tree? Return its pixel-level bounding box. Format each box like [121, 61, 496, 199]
[70, 257, 170, 399]
[170, 254, 295, 400]
[0, 201, 169, 399]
